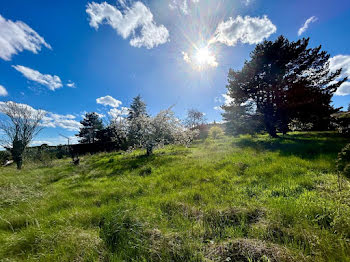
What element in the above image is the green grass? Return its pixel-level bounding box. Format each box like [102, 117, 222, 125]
[0, 132, 349, 261]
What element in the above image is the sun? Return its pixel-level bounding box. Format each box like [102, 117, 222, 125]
[182, 44, 218, 71]
[195, 47, 211, 65]
[192, 46, 218, 70]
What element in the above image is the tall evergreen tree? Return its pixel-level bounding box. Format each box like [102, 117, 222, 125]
[127, 95, 148, 120]
[223, 36, 347, 137]
[127, 95, 149, 146]
[76, 112, 103, 143]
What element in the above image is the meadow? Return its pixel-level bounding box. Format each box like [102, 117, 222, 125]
[0, 132, 349, 262]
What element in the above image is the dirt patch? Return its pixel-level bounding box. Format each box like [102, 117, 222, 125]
[206, 238, 298, 262]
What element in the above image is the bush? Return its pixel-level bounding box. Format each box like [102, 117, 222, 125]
[209, 126, 224, 140]
[0, 150, 11, 165]
[336, 143, 350, 178]
[288, 119, 313, 131]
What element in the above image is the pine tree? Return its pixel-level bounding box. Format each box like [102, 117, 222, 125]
[223, 36, 347, 137]
[127, 95, 148, 120]
[76, 112, 103, 144]
[127, 95, 149, 146]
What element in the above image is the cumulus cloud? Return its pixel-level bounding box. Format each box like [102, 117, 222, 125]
[0, 85, 8, 96]
[329, 55, 350, 96]
[86, 1, 169, 49]
[12, 65, 63, 91]
[298, 16, 317, 36]
[42, 113, 81, 131]
[210, 15, 276, 46]
[96, 95, 128, 119]
[108, 106, 129, 118]
[96, 95, 122, 107]
[335, 82, 350, 96]
[0, 101, 81, 131]
[329, 55, 350, 79]
[0, 14, 51, 61]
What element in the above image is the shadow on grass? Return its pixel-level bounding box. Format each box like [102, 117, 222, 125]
[90, 150, 188, 178]
[233, 132, 348, 160]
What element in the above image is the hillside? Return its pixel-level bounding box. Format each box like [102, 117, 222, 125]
[0, 132, 349, 261]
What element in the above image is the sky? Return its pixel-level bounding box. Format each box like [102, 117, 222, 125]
[0, 0, 350, 145]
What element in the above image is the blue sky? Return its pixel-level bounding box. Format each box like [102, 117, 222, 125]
[0, 0, 350, 145]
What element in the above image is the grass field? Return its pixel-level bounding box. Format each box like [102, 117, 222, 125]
[0, 132, 349, 261]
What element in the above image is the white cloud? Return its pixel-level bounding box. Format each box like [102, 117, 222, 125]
[335, 82, 350, 96]
[42, 113, 81, 131]
[67, 81, 76, 88]
[86, 1, 169, 49]
[222, 93, 234, 106]
[329, 55, 350, 96]
[169, 0, 199, 15]
[96, 95, 122, 107]
[0, 85, 8, 96]
[329, 55, 350, 79]
[108, 106, 129, 118]
[12, 65, 63, 91]
[298, 16, 317, 36]
[0, 101, 81, 131]
[214, 93, 234, 111]
[210, 15, 276, 46]
[0, 14, 51, 61]
[213, 106, 223, 112]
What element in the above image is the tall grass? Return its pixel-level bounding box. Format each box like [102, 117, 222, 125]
[0, 132, 349, 261]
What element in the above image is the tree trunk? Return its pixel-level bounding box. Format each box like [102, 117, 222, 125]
[16, 158, 22, 170]
[146, 146, 153, 156]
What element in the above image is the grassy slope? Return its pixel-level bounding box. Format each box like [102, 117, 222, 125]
[0, 132, 349, 262]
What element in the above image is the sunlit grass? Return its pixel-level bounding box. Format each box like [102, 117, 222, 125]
[0, 132, 349, 261]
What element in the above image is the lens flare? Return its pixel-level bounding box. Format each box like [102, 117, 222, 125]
[183, 45, 218, 71]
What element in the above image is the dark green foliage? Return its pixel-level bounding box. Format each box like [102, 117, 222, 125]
[223, 36, 347, 137]
[332, 111, 350, 135]
[222, 101, 264, 135]
[127, 95, 148, 121]
[0, 150, 11, 164]
[127, 95, 149, 147]
[336, 143, 350, 178]
[76, 112, 103, 144]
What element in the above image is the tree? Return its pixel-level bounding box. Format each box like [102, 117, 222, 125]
[127, 95, 149, 146]
[76, 112, 103, 143]
[209, 126, 224, 139]
[96, 118, 128, 148]
[184, 109, 206, 129]
[348, 103, 350, 112]
[223, 36, 347, 137]
[222, 100, 264, 135]
[129, 109, 198, 155]
[127, 95, 148, 121]
[0, 101, 45, 169]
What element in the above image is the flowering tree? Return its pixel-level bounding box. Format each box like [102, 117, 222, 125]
[129, 109, 198, 155]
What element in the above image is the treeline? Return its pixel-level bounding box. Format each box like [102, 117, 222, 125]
[74, 95, 198, 156]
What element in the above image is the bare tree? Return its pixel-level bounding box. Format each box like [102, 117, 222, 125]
[184, 109, 206, 129]
[0, 101, 45, 169]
